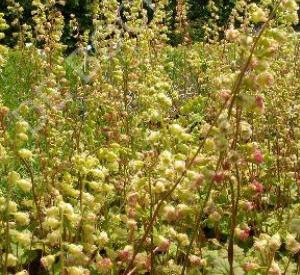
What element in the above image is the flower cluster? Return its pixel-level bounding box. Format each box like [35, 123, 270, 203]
[0, 0, 300, 274]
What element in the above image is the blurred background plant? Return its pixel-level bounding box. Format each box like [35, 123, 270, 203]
[1, 0, 290, 49]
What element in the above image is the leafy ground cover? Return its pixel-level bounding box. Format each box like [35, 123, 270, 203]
[0, 1, 300, 274]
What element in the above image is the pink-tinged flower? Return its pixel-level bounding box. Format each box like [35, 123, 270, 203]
[225, 28, 239, 41]
[162, 205, 177, 222]
[128, 192, 138, 207]
[189, 255, 206, 266]
[134, 253, 150, 271]
[240, 230, 250, 241]
[249, 58, 259, 69]
[256, 71, 274, 87]
[154, 237, 170, 253]
[255, 95, 265, 112]
[192, 173, 204, 189]
[250, 180, 264, 193]
[253, 149, 264, 164]
[128, 208, 136, 219]
[118, 247, 132, 262]
[96, 258, 113, 272]
[245, 201, 255, 211]
[218, 89, 231, 102]
[144, 237, 151, 246]
[212, 172, 225, 183]
[243, 262, 257, 272]
[235, 228, 250, 241]
[0, 106, 9, 118]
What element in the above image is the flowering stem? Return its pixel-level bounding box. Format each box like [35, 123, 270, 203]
[148, 174, 155, 274]
[228, 164, 241, 275]
[283, 255, 292, 275]
[123, 99, 229, 274]
[266, 250, 276, 274]
[3, 171, 11, 275]
[227, 0, 282, 118]
[180, 181, 214, 275]
[20, 158, 44, 236]
[228, 104, 242, 274]
[180, 152, 224, 274]
[60, 209, 65, 275]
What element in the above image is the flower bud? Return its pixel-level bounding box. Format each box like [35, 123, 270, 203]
[189, 255, 206, 266]
[155, 236, 170, 253]
[14, 212, 30, 226]
[17, 133, 29, 142]
[41, 255, 56, 269]
[134, 253, 150, 270]
[240, 200, 255, 211]
[255, 95, 265, 112]
[17, 179, 32, 192]
[128, 192, 138, 207]
[12, 231, 31, 247]
[8, 171, 20, 186]
[83, 224, 94, 235]
[96, 257, 113, 273]
[269, 233, 281, 251]
[59, 201, 74, 215]
[212, 171, 225, 183]
[225, 28, 239, 41]
[7, 201, 18, 213]
[98, 231, 109, 246]
[243, 262, 258, 272]
[159, 150, 172, 166]
[67, 266, 89, 275]
[0, 106, 9, 117]
[234, 227, 250, 241]
[47, 230, 61, 244]
[256, 71, 274, 87]
[286, 234, 300, 254]
[15, 270, 29, 275]
[282, 0, 298, 11]
[254, 238, 268, 251]
[240, 121, 252, 141]
[191, 173, 205, 189]
[18, 148, 33, 160]
[218, 89, 231, 102]
[250, 180, 264, 193]
[250, 7, 267, 23]
[68, 244, 83, 256]
[19, 104, 29, 115]
[253, 149, 264, 164]
[154, 180, 166, 193]
[118, 245, 133, 262]
[204, 138, 216, 152]
[176, 204, 190, 217]
[174, 160, 185, 172]
[15, 121, 29, 133]
[162, 205, 177, 222]
[6, 253, 17, 267]
[208, 211, 222, 222]
[177, 233, 189, 246]
[268, 261, 282, 275]
[43, 217, 60, 230]
[169, 124, 187, 140]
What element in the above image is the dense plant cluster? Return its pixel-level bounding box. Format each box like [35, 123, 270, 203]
[0, 0, 300, 274]
[0, 0, 240, 48]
